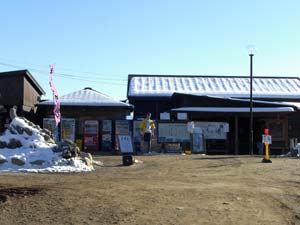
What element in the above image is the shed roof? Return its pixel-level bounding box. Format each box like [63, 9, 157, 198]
[0, 70, 45, 95]
[127, 75, 300, 99]
[38, 87, 133, 109]
[171, 107, 295, 113]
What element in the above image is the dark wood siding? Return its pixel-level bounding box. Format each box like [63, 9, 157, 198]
[0, 75, 23, 105]
[37, 105, 130, 128]
[129, 97, 172, 120]
[23, 77, 40, 108]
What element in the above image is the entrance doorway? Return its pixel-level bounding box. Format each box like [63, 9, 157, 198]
[238, 118, 250, 154]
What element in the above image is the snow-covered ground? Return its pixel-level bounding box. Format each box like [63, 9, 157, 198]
[0, 117, 94, 173]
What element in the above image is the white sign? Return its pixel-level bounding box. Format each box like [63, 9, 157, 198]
[187, 121, 194, 134]
[158, 123, 190, 143]
[194, 122, 229, 139]
[177, 112, 187, 120]
[160, 112, 170, 120]
[262, 135, 272, 144]
[118, 135, 134, 153]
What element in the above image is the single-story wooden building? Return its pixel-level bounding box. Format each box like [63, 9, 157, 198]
[0, 70, 45, 133]
[37, 87, 134, 151]
[127, 74, 300, 155]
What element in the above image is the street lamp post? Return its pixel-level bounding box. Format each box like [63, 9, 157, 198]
[249, 53, 254, 155]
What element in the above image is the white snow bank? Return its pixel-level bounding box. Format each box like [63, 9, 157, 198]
[0, 117, 94, 173]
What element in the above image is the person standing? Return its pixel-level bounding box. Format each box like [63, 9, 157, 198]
[139, 112, 156, 153]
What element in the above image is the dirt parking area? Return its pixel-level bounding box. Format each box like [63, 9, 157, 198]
[0, 154, 299, 225]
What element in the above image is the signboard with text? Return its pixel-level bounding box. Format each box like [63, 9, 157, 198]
[158, 122, 189, 143]
[118, 135, 134, 153]
[262, 135, 272, 144]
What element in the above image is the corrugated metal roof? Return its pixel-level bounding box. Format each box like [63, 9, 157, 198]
[38, 87, 133, 108]
[127, 75, 300, 98]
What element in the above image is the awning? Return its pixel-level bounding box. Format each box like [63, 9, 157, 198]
[171, 107, 295, 113]
[279, 102, 300, 110]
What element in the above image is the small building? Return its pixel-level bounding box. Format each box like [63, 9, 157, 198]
[37, 87, 134, 152]
[0, 70, 45, 132]
[127, 74, 300, 155]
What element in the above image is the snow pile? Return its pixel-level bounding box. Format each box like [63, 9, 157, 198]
[0, 117, 94, 173]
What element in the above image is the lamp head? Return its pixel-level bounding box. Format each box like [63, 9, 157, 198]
[246, 44, 257, 56]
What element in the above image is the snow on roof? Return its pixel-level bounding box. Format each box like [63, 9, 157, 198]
[171, 107, 295, 113]
[280, 102, 300, 110]
[128, 75, 300, 99]
[39, 88, 133, 108]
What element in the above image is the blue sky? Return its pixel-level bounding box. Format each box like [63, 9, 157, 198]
[0, 0, 299, 100]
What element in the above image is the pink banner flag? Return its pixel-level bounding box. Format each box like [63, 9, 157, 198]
[49, 65, 61, 126]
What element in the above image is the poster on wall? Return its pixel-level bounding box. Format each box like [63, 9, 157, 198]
[61, 119, 75, 142]
[133, 120, 142, 143]
[43, 118, 75, 142]
[43, 118, 59, 142]
[115, 120, 130, 135]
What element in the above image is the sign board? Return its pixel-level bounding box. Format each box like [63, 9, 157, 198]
[187, 121, 194, 134]
[158, 122, 190, 143]
[194, 122, 229, 139]
[262, 135, 272, 144]
[192, 130, 205, 153]
[118, 135, 134, 153]
[115, 120, 130, 135]
[177, 112, 187, 120]
[160, 112, 170, 120]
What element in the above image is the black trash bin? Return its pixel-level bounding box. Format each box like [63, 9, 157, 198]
[122, 155, 133, 166]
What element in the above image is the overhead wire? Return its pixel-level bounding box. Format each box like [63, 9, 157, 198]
[0, 60, 127, 85]
[0, 57, 126, 78]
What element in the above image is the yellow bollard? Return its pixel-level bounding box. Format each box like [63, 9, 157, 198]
[262, 129, 272, 163]
[265, 143, 269, 161]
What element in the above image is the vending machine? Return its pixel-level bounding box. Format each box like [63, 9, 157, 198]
[101, 120, 112, 151]
[84, 120, 99, 151]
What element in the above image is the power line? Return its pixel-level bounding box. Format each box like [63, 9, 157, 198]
[0, 61, 127, 85]
[0, 57, 127, 78]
